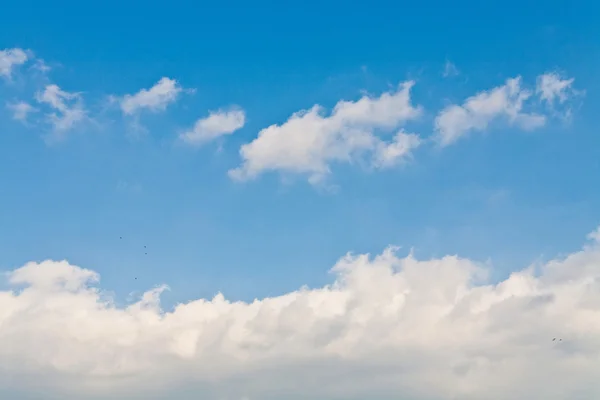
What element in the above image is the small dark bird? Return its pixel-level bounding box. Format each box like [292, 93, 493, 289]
[120, 237, 122, 239]
[559, 339, 562, 341]
[553, 338, 556, 341]
[135, 277, 137, 280]
[145, 252, 147, 255]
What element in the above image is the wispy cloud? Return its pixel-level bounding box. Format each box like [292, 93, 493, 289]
[120, 77, 185, 115]
[6, 101, 37, 122]
[442, 60, 459, 78]
[434, 77, 546, 147]
[35, 84, 88, 136]
[179, 108, 246, 146]
[536, 72, 576, 105]
[116, 180, 143, 194]
[0, 48, 31, 79]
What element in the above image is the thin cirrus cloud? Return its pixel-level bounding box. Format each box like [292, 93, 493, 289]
[434, 76, 548, 147]
[0, 48, 30, 78]
[6, 101, 37, 122]
[120, 77, 185, 115]
[0, 227, 600, 399]
[179, 108, 246, 146]
[229, 81, 423, 185]
[442, 60, 460, 78]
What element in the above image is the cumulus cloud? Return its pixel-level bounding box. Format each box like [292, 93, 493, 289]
[120, 77, 184, 115]
[6, 101, 37, 122]
[1, 228, 600, 399]
[35, 84, 88, 134]
[434, 77, 547, 147]
[229, 81, 423, 184]
[179, 108, 246, 146]
[0, 48, 30, 78]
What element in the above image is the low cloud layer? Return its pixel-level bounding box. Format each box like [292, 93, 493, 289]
[1, 227, 600, 399]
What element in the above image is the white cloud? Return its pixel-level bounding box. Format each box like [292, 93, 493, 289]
[442, 60, 459, 78]
[32, 58, 51, 74]
[1, 227, 600, 399]
[179, 108, 246, 146]
[120, 77, 184, 115]
[6, 101, 37, 122]
[372, 130, 421, 169]
[229, 81, 423, 184]
[434, 77, 547, 147]
[536, 72, 575, 105]
[0, 48, 30, 78]
[587, 227, 600, 243]
[35, 84, 88, 134]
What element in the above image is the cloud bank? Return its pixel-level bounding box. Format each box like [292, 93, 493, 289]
[1, 227, 600, 399]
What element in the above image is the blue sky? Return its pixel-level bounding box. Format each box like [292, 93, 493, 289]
[3, 2, 600, 399]
[1, 0, 599, 308]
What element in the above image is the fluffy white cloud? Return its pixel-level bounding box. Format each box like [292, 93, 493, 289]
[35, 84, 87, 134]
[1, 228, 600, 399]
[434, 77, 547, 147]
[229, 81, 423, 184]
[120, 77, 183, 115]
[0, 48, 30, 78]
[536, 72, 575, 105]
[179, 108, 246, 146]
[6, 101, 37, 122]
